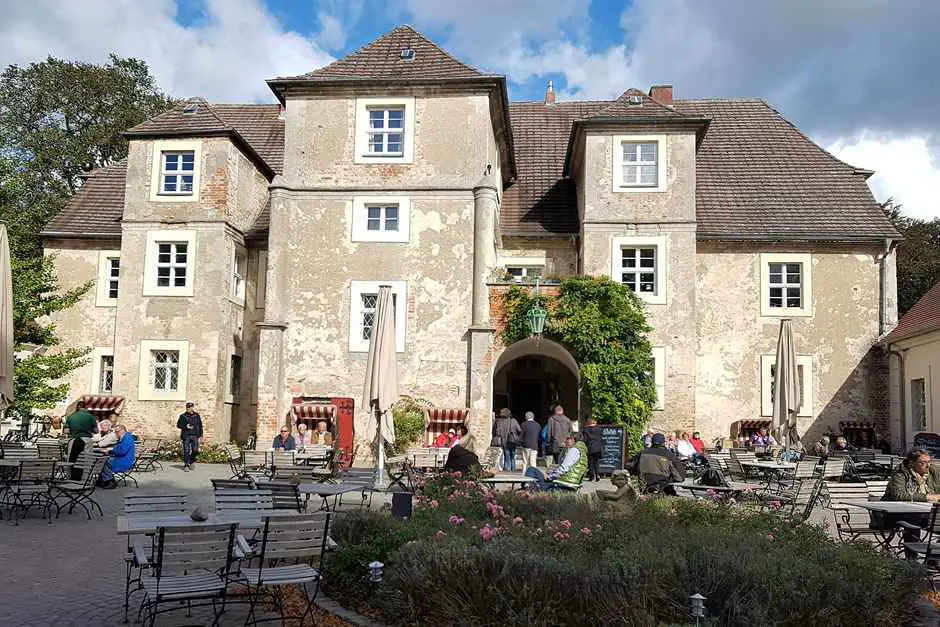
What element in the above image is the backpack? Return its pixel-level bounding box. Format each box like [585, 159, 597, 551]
[696, 467, 729, 488]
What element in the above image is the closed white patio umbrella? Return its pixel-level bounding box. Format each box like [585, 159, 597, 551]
[362, 286, 399, 488]
[0, 223, 14, 413]
[773, 319, 802, 449]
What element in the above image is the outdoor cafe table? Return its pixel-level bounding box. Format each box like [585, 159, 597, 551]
[481, 475, 537, 490]
[116, 511, 302, 536]
[839, 499, 933, 550]
[671, 480, 757, 498]
[298, 483, 368, 511]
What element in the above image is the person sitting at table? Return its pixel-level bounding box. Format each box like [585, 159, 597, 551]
[272, 426, 296, 451]
[689, 431, 706, 456]
[629, 433, 685, 495]
[48, 416, 64, 438]
[433, 429, 455, 448]
[295, 422, 310, 450]
[444, 443, 481, 475]
[750, 427, 776, 449]
[312, 420, 333, 446]
[92, 418, 119, 451]
[812, 436, 830, 458]
[883, 449, 940, 503]
[96, 424, 136, 489]
[524, 435, 588, 492]
[675, 432, 697, 463]
[832, 436, 855, 454]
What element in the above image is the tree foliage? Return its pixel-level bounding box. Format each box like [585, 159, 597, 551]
[501, 276, 657, 452]
[0, 54, 173, 421]
[884, 200, 940, 315]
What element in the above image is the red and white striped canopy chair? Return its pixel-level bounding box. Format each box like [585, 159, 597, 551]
[78, 394, 125, 416]
[424, 408, 470, 447]
[291, 403, 337, 435]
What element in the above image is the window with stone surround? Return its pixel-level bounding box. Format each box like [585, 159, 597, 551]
[760, 253, 812, 317]
[912, 378, 927, 432]
[506, 266, 543, 282]
[95, 251, 121, 306]
[159, 151, 195, 195]
[612, 134, 667, 192]
[610, 235, 667, 305]
[354, 97, 415, 164]
[351, 196, 410, 242]
[760, 354, 813, 417]
[349, 280, 406, 352]
[228, 354, 242, 402]
[149, 140, 201, 202]
[143, 230, 196, 297]
[232, 248, 247, 303]
[137, 340, 190, 401]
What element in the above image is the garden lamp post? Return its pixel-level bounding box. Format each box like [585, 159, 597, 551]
[368, 560, 384, 583]
[526, 278, 547, 337]
[690, 593, 706, 625]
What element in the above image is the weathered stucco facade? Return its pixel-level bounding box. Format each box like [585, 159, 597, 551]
[41, 25, 902, 455]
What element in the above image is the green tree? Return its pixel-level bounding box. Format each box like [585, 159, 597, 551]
[501, 276, 657, 452]
[0, 54, 173, 422]
[885, 200, 940, 315]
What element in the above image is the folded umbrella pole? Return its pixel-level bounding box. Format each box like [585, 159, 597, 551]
[362, 286, 399, 489]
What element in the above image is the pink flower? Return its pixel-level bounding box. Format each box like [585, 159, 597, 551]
[513, 517, 524, 525]
[767, 534, 775, 542]
[480, 525, 496, 541]
[448, 515, 465, 525]
[580, 527, 592, 535]
[452, 471, 463, 479]
[638, 495, 650, 501]
[770, 500, 782, 511]
[436, 530, 447, 540]
[430, 500, 439, 509]
[559, 520, 572, 530]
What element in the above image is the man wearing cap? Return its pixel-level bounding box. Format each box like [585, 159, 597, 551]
[629, 433, 685, 494]
[176, 402, 204, 471]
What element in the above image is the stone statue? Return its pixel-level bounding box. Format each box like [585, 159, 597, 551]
[596, 470, 638, 511]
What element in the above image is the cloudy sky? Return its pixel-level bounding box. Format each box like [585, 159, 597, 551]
[2, 0, 938, 220]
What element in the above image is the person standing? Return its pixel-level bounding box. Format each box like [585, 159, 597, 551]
[580, 417, 604, 481]
[176, 402, 203, 472]
[492, 408, 522, 471]
[547, 405, 572, 464]
[65, 400, 98, 480]
[520, 411, 541, 471]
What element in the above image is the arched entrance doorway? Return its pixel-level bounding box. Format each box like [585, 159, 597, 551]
[492, 338, 580, 425]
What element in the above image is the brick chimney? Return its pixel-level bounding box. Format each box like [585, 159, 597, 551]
[544, 80, 556, 106]
[648, 85, 673, 105]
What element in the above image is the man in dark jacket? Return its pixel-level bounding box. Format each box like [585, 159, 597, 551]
[580, 417, 604, 481]
[547, 405, 573, 463]
[176, 402, 203, 471]
[444, 444, 481, 476]
[520, 411, 541, 471]
[629, 433, 685, 494]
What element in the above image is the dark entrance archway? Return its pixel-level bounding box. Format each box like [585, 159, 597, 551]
[492, 338, 580, 425]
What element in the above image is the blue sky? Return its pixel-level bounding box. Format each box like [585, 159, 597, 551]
[1, 0, 939, 219]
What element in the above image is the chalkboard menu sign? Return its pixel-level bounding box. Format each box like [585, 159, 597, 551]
[914, 432, 940, 460]
[598, 426, 626, 474]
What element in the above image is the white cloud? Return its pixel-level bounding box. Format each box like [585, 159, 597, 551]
[828, 134, 940, 221]
[0, 0, 335, 103]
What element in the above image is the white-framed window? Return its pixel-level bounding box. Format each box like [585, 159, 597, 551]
[760, 253, 812, 317]
[349, 280, 407, 353]
[99, 355, 114, 393]
[612, 134, 667, 192]
[760, 354, 813, 417]
[231, 247, 247, 303]
[149, 140, 201, 202]
[351, 196, 411, 243]
[159, 151, 195, 195]
[89, 348, 115, 393]
[137, 340, 190, 401]
[227, 354, 242, 403]
[143, 230, 196, 297]
[651, 347, 665, 411]
[610, 235, 667, 305]
[95, 250, 121, 306]
[506, 266, 544, 282]
[354, 97, 415, 164]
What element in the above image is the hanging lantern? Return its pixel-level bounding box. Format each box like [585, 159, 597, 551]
[527, 303, 547, 336]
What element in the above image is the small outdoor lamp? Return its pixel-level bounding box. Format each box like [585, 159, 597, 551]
[368, 560, 384, 583]
[690, 593, 706, 625]
[526, 278, 547, 337]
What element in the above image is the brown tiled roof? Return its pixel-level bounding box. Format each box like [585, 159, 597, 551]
[246, 198, 270, 242]
[44, 103, 283, 238]
[676, 99, 900, 241]
[502, 101, 609, 234]
[273, 25, 486, 82]
[584, 88, 690, 120]
[42, 161, 126, 237]
[884, 280, 940, 343]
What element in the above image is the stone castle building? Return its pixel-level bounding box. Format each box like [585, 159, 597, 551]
[41, 25, 902, 452]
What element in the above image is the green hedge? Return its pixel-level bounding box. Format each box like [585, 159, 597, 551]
[323, 474, 926, 626]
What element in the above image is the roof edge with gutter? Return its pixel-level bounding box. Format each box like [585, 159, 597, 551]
[266, 75, 517, 183]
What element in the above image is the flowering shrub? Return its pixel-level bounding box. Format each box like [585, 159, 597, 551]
[324, 474, 926, 626]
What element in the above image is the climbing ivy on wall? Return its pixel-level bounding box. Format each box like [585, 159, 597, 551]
[501, 276, 657, 452]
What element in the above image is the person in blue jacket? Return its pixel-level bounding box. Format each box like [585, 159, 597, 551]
[97, 424, 136, 489]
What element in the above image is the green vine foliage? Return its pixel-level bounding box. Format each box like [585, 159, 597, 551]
[501, 276, 656, 452]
